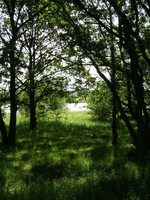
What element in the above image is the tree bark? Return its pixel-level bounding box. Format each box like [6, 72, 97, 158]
[109, 6, 118, 156]
[30, 93, 36, 129]
[29, 42, 37, 130]
[8, 37, 17, 145]
[0, 107, 8, 145]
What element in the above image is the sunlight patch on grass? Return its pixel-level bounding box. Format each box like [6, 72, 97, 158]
[1, 111, 149, 200]
[48, 153, 62, 165]
[21, 163, 32, 171]
[60, 111, 98, 126]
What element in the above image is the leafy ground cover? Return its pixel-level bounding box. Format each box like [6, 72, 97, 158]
[0, 111, 150, 200]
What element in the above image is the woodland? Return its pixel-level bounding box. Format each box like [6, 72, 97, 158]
[0, 0, 150, 199]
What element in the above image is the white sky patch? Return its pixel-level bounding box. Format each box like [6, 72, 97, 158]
[88, 65, 110, 81]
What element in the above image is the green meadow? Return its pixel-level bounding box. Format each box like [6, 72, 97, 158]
[0, 111, 150, 200]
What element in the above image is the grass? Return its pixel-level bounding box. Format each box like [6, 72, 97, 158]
[0, 111, 150, 199]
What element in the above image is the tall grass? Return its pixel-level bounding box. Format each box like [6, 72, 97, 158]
[0, 111, 150, 199]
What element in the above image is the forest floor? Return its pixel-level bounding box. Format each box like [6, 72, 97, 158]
[0, 111, 150, 200]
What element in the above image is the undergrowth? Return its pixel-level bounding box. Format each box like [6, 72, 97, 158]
[0, 111, 150, 200]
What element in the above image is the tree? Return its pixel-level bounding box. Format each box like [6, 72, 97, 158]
[17, 8, 69, 129]
[55, 0, 150, 161]
[0, 0, 50, 144]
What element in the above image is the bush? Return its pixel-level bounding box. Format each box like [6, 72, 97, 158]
[37, 95, 66, 120]
[87, 81, 112, 121]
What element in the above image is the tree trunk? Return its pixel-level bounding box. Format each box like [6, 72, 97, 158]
[109, 6, 118, 156]
[112, 98, 118, 155]
[145, 124, 150, 158]
[114, 90, 138, 149]
[0, 107, 8, 145]
[136, 128, 146, 163]
[29, 46, 36, 130]
[30, 97, 36, 129]
[8, 37, 17, 145]
[136, 119, 150, 162]
[130, 54, 148, 162]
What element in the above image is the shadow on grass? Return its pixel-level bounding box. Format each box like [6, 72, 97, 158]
[1, 164, 150, 200]
[16, 120, 112, 151]
[0, 120, 113, 177]
[1, 118, 145, 200]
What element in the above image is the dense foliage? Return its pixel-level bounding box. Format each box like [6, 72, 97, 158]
[88, 81, 112, 121]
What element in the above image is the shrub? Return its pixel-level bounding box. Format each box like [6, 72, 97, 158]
[87, 81, 112, 121]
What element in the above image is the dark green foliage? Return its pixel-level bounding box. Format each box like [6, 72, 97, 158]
[47, 95, 66, 111]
